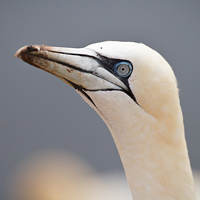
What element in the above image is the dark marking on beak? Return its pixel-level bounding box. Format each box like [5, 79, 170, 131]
[27, 45, 38, 52]
[65, 79, 97, 108]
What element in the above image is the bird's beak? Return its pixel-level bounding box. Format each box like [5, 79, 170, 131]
[15, 45, 127, 91]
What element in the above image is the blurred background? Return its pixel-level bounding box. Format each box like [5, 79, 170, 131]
[1, 0, 200, 199]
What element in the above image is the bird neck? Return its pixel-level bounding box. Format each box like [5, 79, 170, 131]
[113, 117, 195, 200]
[87, 91, 196, 200]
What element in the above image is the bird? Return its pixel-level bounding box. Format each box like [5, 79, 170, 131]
[15, 41, 196, 200]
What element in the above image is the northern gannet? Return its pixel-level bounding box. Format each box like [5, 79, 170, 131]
[15, 41, 196, 200]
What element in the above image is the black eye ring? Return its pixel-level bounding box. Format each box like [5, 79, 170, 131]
[114, 61, 133, 78]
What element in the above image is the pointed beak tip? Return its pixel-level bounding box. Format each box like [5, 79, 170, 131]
[14, 45, 41, 59]
[14, 46, 25, 58]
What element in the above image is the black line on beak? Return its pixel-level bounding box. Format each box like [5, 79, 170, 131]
[24, 48, 140, 106]
[66, 80, 97, 108]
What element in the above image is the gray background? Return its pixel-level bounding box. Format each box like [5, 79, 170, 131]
[1, 0, 200, 198]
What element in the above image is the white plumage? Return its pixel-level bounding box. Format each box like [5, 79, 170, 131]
[15, 41, 196, 200]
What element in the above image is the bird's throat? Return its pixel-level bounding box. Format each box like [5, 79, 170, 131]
[85, 90, 196, 200]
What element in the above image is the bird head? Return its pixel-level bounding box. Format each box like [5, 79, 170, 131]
[15, 41, 180, 124]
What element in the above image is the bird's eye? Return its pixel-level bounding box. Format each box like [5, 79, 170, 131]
[114, 62, 132, 77]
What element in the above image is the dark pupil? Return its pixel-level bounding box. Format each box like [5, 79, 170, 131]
[115, 62, 132, 77]
[118, 65, 128, 74]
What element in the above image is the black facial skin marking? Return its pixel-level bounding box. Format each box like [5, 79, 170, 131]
[25, 48, 139, 105]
